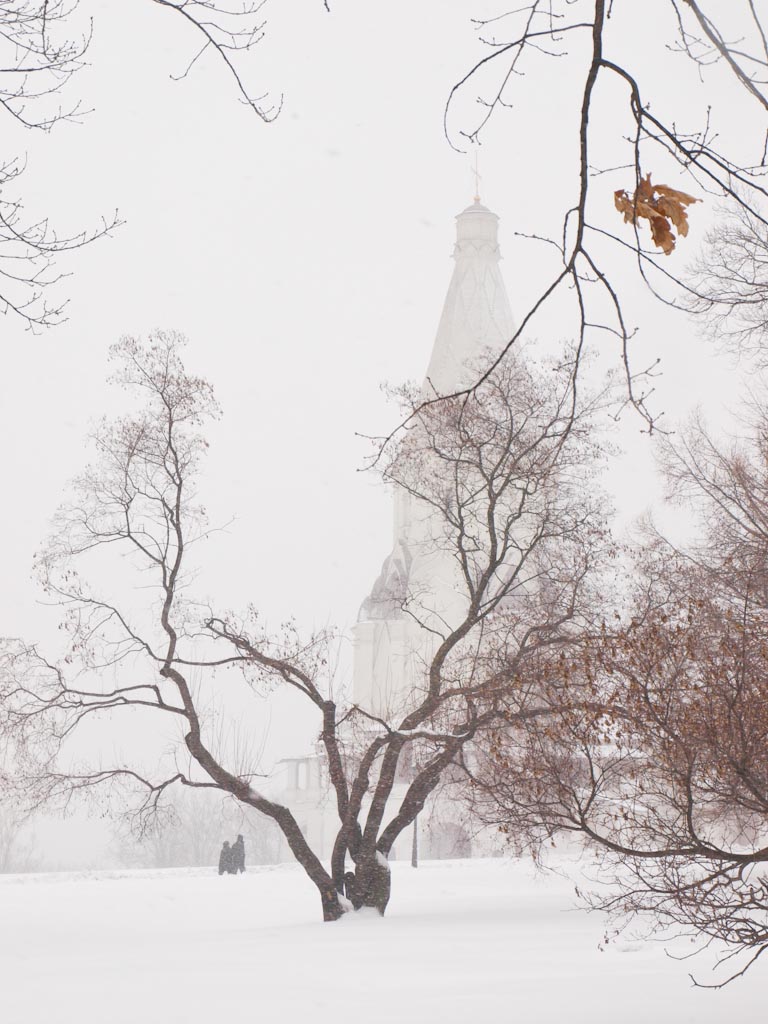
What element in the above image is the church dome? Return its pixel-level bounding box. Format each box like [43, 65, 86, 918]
[455, 199, 500, 247]
[459, 199, 495, 215]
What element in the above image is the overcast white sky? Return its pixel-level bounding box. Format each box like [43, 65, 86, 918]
[0, 1, 760, 787]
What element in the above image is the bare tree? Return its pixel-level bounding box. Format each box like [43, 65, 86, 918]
[684, 202, 768, 362]
[113, 786, 282, 869]
[145, 0, 279, 121]
[469, 403, 768, 983]
[0, 790, 38, 873]
[437, 2, 768, 429]
[0, 1, 281, 330]
[0, 1, 112, 328]
[0, 331, 611, 921]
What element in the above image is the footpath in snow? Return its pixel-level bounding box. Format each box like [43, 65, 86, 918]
[0, 856, 763, 1024]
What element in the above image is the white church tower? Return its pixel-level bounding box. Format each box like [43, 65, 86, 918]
[353, 197, 515, 719]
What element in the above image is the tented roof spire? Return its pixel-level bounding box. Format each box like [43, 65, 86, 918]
[422, 197, 515, 396]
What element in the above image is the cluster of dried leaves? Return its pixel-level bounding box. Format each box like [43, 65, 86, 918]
[614, 173, 699, 255]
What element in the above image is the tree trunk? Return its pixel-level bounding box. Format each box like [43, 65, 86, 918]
[411, 815, 418, 868]
[320, 885, 347, 922]
[355, 852, 392, 915]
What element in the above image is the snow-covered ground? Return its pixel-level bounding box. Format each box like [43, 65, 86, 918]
[1, 856, 763, 1023]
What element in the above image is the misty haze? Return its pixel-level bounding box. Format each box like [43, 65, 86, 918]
[2, 3, 768, 1022]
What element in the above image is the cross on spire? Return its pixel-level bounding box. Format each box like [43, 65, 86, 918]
[472, 149, 482, 203]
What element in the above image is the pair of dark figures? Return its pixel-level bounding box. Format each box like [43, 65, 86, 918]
[218, 834, 246, 875]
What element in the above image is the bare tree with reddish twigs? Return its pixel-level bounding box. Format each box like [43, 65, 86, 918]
[469, 403, 768, 983]
[0, 331, 612, 921]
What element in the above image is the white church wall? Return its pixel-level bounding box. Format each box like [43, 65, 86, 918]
[274, 197, 518, 868]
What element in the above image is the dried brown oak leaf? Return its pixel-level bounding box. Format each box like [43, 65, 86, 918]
[614, 173, 699, 255]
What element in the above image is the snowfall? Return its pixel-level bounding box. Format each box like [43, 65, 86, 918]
[1, 855, 764, 1024]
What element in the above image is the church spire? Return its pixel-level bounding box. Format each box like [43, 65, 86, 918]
[422, 198, 515, 397]
[353, 197, 516, 715]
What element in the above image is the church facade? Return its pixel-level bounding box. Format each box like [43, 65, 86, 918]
[277, 197, 515, 862]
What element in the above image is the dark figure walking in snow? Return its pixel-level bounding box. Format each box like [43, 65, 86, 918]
[218, 840, 235, 876]
[231, 834, 246, 873]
